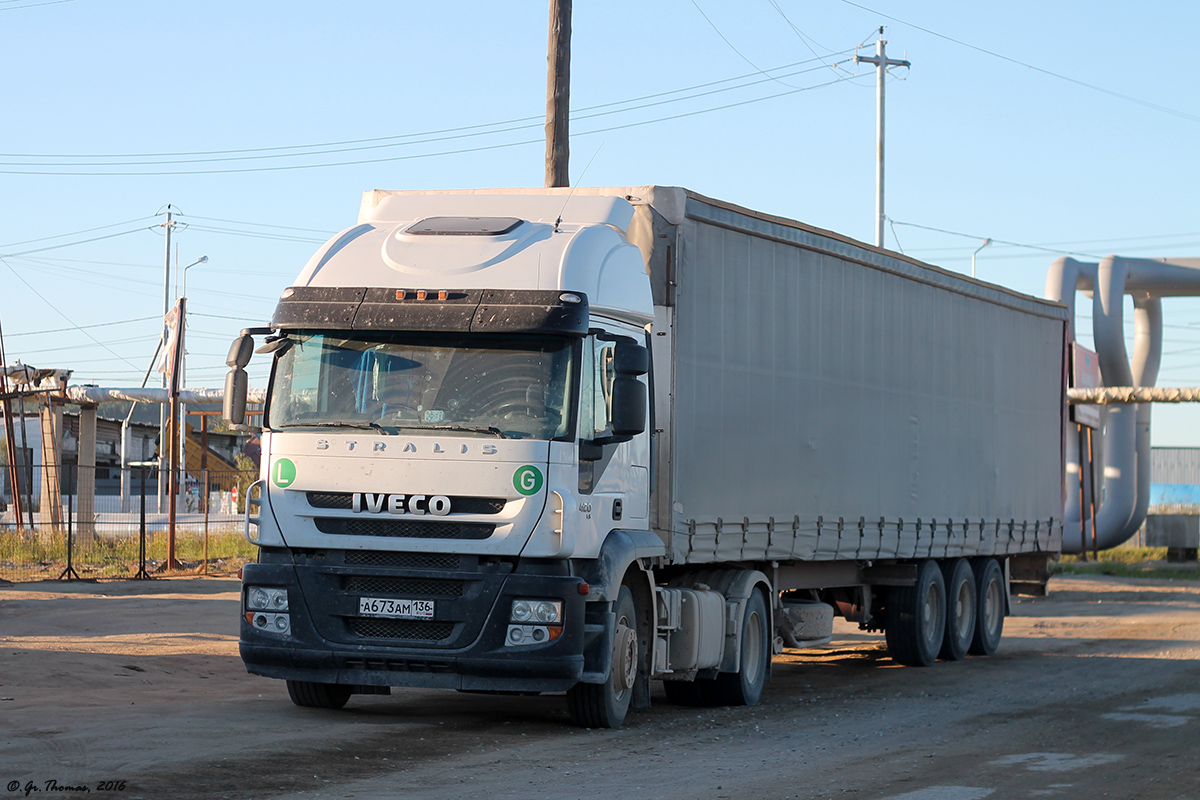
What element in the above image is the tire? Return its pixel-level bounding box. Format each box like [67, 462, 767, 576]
[705, 589, 770, 706]
[567, 585, 638, 728]
[286, 680, 352, 709]
[885, 559, 946, 667]
[969, 558, 1005, 656]
[939, 558, 976, 661]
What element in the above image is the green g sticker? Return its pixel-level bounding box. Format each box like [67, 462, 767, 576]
[513, 465, 544, 496]
[271, 458, 297, 488]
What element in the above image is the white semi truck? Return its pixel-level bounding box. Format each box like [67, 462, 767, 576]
[226, 186, 1066, 728]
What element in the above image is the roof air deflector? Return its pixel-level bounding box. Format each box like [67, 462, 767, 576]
[406, 216, 523, 236]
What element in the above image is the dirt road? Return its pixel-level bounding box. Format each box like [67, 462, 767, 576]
[1, 574, 1198, 800]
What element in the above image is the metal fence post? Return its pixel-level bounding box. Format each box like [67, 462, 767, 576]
[134, 467, 151, 580]
[202, 468, 210, 576]
[58, 491, 79, 580]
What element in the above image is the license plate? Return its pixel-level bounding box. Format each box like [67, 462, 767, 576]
[357, 596, 435, 620]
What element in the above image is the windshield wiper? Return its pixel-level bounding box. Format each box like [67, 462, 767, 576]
[420, 424, 507, 438]
[278, 420, 386, 431]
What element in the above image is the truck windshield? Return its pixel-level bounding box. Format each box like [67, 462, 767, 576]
[267, 332, 575, 440]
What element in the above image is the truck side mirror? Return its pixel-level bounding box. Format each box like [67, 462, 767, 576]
[223, 333, 254, 426]
[603, 343, 649, 441]
[609, 374, 647, 437]
[612, 342, 649, 376]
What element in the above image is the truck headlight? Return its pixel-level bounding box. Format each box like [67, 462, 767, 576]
[506, 599, 564, 647]
[245, 611, 291, 636]
[510, 599, 561, 624]
[246, 586, 289, 611]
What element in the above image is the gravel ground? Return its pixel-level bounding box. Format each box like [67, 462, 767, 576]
[1, 573, 1198, 800]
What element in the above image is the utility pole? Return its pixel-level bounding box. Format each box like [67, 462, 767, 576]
[545, 0, 571, 188]
[158, 205, 174, 512]
[856, 28, 910, 248]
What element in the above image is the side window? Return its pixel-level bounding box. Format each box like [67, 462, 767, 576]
[579, 337, 616, 440]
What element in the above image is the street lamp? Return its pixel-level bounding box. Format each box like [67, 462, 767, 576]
[176, 255, 208, 520]
[178, 254, 209, 300]
[971, 238, 992, 280]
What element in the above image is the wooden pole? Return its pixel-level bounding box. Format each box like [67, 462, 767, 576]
[544, 0, 571, 188]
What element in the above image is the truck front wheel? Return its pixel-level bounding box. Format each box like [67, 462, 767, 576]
[567, 585, 638, 728]
[286, 680, 352, 710]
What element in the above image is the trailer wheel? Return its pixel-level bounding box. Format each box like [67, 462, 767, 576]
[885, 559, 945, 667]
[286, 680, 352, 709]
[939, 558, 976, 661]
[706, 589, 770, 706]
[567, 585, 637, 728]
[969, 558, 1005, 656]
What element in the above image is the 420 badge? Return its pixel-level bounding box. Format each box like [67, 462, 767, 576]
[513, 465, 544, 496]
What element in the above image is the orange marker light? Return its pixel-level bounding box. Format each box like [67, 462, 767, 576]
[395, 290, 407, 300]
[416, 290, 428, 300]
[438, 290, 448, 300]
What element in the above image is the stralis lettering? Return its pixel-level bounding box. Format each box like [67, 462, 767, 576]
[352, 493, 451, 516]
[315, 439, 498, 456]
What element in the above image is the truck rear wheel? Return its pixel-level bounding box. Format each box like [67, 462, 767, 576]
[286, 680, 352, 709]
[885, 559, 945, 667]
[706, 589, 770, 706]
[567, 585, 637, 728]
[969, 558, 1005, 655]
[939, 558, 976, 661]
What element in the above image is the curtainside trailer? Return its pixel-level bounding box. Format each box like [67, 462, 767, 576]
[226, 186, 1066, 728]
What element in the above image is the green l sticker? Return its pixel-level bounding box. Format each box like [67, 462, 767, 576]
[513, 465, 544, 496]
[272, 458, 296, 488]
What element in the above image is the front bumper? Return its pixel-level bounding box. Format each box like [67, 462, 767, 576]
[240, 551, 593, 693]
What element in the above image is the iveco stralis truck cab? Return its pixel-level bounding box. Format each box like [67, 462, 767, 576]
[227, 192, 661, 727]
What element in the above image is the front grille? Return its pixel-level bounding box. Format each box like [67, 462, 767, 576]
[307, 492, 505, 514]
[344, 551, 461, 570]
[315, 518, 494, 540]
[349, 618, 454, 642]
[346, 576, 464, 597]
[307, 492, 352, 510]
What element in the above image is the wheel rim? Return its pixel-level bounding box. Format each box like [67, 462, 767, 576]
[744, 609, 764, 681]
[954, 579, 974, 641]
[612, 613, 638, 696]
[922, 581, 942, 646]
[984, 575, 1003, 637]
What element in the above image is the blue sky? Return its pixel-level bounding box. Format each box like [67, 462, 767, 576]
[0, 0, 1197, 444]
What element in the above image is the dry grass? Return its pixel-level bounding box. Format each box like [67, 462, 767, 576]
[0, 529, 256, 582]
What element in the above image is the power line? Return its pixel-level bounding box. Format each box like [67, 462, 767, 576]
[0, 216, 154, 249]
[0, 68, 869, 177]
[836, 0, 1200, 124]
[0, 256, 142, 370]
[0, 54, 848, 163]
[0, 227, 151, 257]
[689, 0, 805, 90]
[0, 0, 78, 10]
[0, 57, 854, 175]
[888, 218, 1104, 259]
[4, 315, 159, 337]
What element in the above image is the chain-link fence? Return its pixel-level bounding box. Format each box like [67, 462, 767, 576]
[0, 464, 259, 583]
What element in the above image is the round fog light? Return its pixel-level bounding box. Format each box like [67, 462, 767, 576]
[254, 614, 268, 628]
